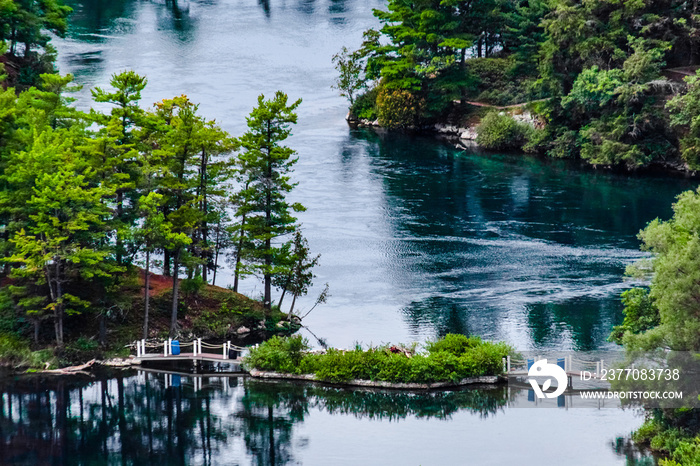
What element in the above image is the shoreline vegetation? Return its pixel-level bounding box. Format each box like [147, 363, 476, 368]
[244, 334, 512, 387]
[333, 0, 700, 175]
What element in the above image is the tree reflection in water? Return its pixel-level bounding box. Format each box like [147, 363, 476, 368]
[0, 370, 510, 465]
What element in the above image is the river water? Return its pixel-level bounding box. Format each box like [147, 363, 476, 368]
[26, 0, 697, 463]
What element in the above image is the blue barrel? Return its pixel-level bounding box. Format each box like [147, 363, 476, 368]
[171, 340, 180, 355]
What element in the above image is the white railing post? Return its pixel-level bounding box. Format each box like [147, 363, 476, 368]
[142, 339, 146, 357]
[164, 340, 167, 357]
[507, 355, 511, 373]
[223, 343, 227, 359]
[168, 338, 172, 356]
[198, 338, 202, 355]
[227, 341, 231, 358]
[193, 339, 197, 357]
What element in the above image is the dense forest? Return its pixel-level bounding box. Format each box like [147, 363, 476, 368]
[336, 0, 700, 170]
[0, 3, 322, 365]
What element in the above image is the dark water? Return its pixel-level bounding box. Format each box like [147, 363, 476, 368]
[40, 0, 697, 462]
[0, 371, 652, 465]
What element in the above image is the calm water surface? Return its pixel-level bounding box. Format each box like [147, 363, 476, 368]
[0, 371, 652, 465]
[40, 0, 699, 463]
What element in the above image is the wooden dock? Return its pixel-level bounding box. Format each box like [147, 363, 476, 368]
[135, 352, 243, 364]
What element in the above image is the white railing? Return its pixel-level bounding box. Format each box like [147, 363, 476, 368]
[136, 338, 245, 359]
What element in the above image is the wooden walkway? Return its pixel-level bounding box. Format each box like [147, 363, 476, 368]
[136, 352, 242, 364]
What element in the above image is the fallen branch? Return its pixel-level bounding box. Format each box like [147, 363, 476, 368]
[43, 359, 96, 374]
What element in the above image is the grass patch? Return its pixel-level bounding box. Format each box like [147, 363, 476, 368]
[0, 334, 57, 369]
[245, 333, 512, 384]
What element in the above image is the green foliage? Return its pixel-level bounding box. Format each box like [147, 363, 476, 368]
[376, 88, 419, 129]
[425, 333, 482, 355]
[245, 334, 512, 384]
[349, 87, 379, 120]
[608, 288, 660, 345]
[476, 112, 530, 150]
[231, 92, 308, 310]
[180, 276, 206, 297]
[0, 334, 55, 368]
[547, 130, 581, 159]
[667, 70, 700, 169]
[332, 46, 366, 105]
[467, 57, 536, 105]
[619, 187, 700, 351]
[338, 0, 697, 171]
[245, 335, 310, 373]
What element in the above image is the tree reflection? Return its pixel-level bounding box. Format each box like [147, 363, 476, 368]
[0, 371, 513, 465]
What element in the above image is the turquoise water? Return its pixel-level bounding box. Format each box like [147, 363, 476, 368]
[0, 371, 653, 465]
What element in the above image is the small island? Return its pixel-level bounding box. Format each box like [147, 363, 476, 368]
[245, 333, 512, 389]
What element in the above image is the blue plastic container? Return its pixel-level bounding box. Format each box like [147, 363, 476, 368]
[171, 340, 180, 355]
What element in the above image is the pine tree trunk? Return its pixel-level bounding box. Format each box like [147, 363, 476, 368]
[143, 249, 151, 340]
[99, 314, 106, 348]
[116, 190, 124, 266]
[264, 124, 273, 310]
[164, 248, 171, 277]
[212, 225, 221, 286]
[278, 288, 287, 309]
[233, 213, 246, 293]
[170, 250, 180, 336]
[54, 262, 64, 346]
[289, 294, 297, 314]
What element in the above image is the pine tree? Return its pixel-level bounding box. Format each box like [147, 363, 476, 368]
[234, 92, 304, 310]
[89, 71, 148, 266]
[6, 128, 116, 346]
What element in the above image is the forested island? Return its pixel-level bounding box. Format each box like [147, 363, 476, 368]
[0, 3, 326, 369]
[334, 0, 700, 172]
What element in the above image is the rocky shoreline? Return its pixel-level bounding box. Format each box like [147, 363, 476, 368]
[346, 112, 698, 176]
[248, 368, 503, 390]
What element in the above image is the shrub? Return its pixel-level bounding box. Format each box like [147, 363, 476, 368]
[0, 334, 55, 368]
[181, 275, 206, 297]
[522, 127, 548, 154]
[425, 333, 482, 355]
[547, 130, 581, 159]
[376, 88, 419, 129]
[245, 335, 310, 373]
[245, 334, 512, 384]
[476, 112, 530, 150]
[350, 87, 379, 121]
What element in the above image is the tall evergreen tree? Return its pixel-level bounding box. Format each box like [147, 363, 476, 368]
[6, 128, 116, 346]
[235, 92, 304, 310]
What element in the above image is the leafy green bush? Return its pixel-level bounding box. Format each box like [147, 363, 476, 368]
[467, 57, 538, 106]
[193, 302, 244, 338]
[350, 87, 379, 120]
[476, 112, 530, 150]
[181, 276, 206, 297]
[245, 335, 310, 373]
[376, 88, 419, 129]
[662, 437, 700, 466]
[547, 130, 581, 159]
[0, 334, 55, 368]
[62, 336, 101, 364]
[425, 333, 482, 355]
[245, 334, 512, 384]
[608, 288, 660, 345]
